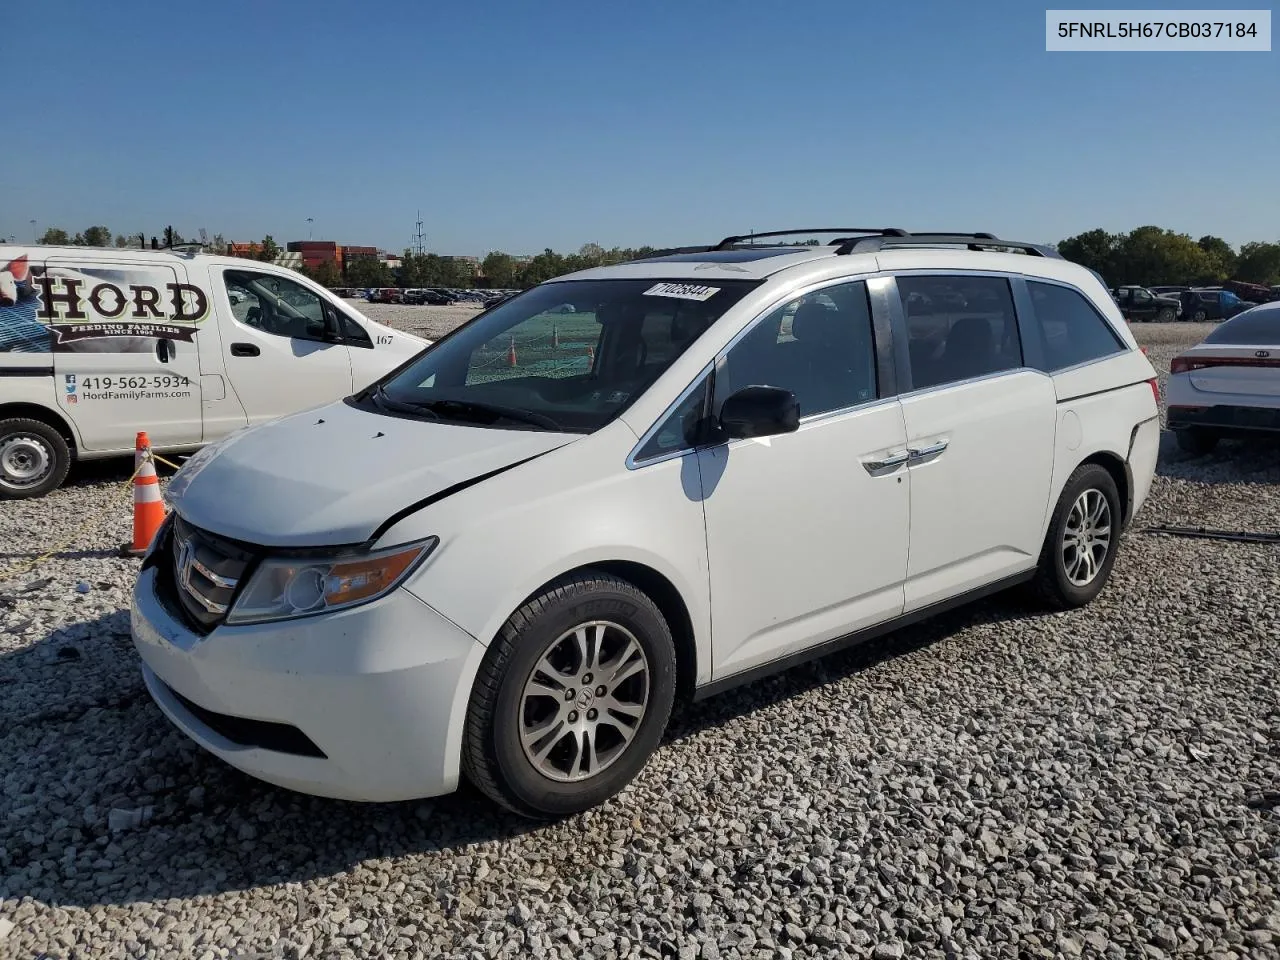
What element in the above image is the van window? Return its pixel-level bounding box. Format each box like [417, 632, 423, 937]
[897, 275, 1023, 390]
[223, 270, 331, 343]
[1026, 280, 1126, 371]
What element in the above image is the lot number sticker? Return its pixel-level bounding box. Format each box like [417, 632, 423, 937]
[643, 282, 721, 301]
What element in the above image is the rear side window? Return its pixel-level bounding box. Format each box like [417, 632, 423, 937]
[1026, 281, 1126, 371]
[897, 275, 1022, 390]
[1204, 304, 1280, 343]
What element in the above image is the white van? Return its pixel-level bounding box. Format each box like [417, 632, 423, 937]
[131, 230, 1161, 818]
[0, 245, 428, 498]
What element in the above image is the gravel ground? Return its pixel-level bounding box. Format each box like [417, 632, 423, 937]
[1, 318, 1277, 960]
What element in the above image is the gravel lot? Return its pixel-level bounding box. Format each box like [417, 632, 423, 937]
[1, 316, 1277, 960]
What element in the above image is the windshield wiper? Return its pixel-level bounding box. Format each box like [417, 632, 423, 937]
[418, 398, 563, 430]
[371, 384, 441, 419]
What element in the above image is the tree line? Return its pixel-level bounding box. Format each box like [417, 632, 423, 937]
[16, 223, 1280, 290]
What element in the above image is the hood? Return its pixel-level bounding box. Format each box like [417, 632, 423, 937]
[167, 400, 578, 547]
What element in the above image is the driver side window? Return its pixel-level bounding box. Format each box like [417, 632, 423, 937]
[223, 270, 331, 343]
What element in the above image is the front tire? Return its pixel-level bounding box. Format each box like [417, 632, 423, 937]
[0, 418, 71, 500]
[1032, 463, 1122, 610]
[462, 571, 677, 819]
[1156, 307, 1175, 323]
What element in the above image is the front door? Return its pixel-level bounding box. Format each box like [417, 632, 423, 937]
[696, 280, 911, 680]
[890, 273, 1057, 611]
[40, 258, 205, 452]
[213, 267, 353, 427]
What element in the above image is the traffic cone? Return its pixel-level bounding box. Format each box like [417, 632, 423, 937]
[122, 432, 166, 557]
[507, 336, 517, 367]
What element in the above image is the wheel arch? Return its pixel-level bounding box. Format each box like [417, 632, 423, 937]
[1077, 449, 1131, 528]
[514, 560, 699, 705]
[0, 402, 79, 453]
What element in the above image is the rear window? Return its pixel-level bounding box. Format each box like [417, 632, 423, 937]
[1203, 305, 1280, 344]
[1026, 280, 1127, 371]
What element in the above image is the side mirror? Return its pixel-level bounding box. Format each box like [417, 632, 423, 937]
[719, 385, 799, 440]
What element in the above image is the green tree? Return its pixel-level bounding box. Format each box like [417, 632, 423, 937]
[1196, 235, 1236, 282]
[258, 235, 280, 262]
[209, 233, 228, 255]
[520, 248, 568, 286]
[481, 251, 516, 288]
[70, 233, 87, 246]
[312, 259, 342, 288]
[113, 234, 132, 248]
[347, 257, 392, 288]
[1234, 242, 1280, 286]
[39, 227, 70, 245]
[1057, 228, 1121, 283]
[83, 225, 112, 247]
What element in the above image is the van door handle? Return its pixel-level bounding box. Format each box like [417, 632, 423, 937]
[862, 450, 910, 474]
[230, 342, 260, 357]
[908, 439, 949, 463]
[155, 338, 173, 363]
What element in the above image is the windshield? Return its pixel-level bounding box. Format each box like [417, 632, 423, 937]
[364, 278, 761, 432]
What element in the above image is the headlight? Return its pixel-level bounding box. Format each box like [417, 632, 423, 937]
[224, 537, 438, 626]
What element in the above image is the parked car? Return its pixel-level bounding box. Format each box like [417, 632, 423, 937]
[368, 288, 405, 304]
[130, 229, 1160, 818]
[1166, 301, 1280, 454]
[0, 246, 428, 499]
[1179, 288, 1254, 323]
[1113, 285, 1180, 323]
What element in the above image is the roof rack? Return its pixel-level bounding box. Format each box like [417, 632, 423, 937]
[834, 232, 1061, 258]
[712, 228, 906, 251]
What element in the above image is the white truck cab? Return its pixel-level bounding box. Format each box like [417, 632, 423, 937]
[0, 245, 427, 498]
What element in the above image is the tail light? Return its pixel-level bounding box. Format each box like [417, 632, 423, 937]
[1171, 355, 1280, 374]
[1147, 377, 1159, 403]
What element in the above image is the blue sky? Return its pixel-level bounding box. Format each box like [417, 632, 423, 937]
[7, 0, 1277, 256]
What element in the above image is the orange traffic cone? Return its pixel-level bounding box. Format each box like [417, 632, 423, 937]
[507, 336, 517, 367]
[122, 432, 166, 557]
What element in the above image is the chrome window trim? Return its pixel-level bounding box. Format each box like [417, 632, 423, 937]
[625, 271, 886, 470]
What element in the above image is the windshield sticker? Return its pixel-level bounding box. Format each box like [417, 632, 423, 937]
[643, 282, 721, 302]
[1, 255, 209, 354]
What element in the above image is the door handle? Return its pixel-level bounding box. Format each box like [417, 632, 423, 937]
[155, 338, 173, 363]
[908, 439, 949, 463]
[862, 450, 910, 474]
[230, 342, 260, 357]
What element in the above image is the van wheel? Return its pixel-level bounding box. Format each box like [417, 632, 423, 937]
[1031, 463, 1122, 611]
[462, 571, 677, 819]
[0, 418, 70, 500]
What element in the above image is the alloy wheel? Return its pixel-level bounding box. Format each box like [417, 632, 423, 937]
[518, 620, 650, 782]
[1061, 488, 1112, 587]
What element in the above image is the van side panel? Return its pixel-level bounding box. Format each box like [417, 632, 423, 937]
[41, 257, 205, 452]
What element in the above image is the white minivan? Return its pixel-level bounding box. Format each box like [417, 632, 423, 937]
[0, 245, 427, 498]
[130, 230, 1161, 819]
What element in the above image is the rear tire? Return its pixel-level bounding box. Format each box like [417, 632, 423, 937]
[1156, 307, 1175, 323]
[462, 571, 677, 819]
[1031, 463, 1122, 611]
[0, 418, 71, 500]
[1175, 428, 1220, 456]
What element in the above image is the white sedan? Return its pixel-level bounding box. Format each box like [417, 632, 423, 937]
[1167, 301, 1280, 454]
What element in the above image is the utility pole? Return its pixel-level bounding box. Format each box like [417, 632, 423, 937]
[306, 217, 314, 240]
[30, 219, 37, 243]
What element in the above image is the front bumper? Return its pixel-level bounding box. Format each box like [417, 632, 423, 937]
[131, 565, 486, 802]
